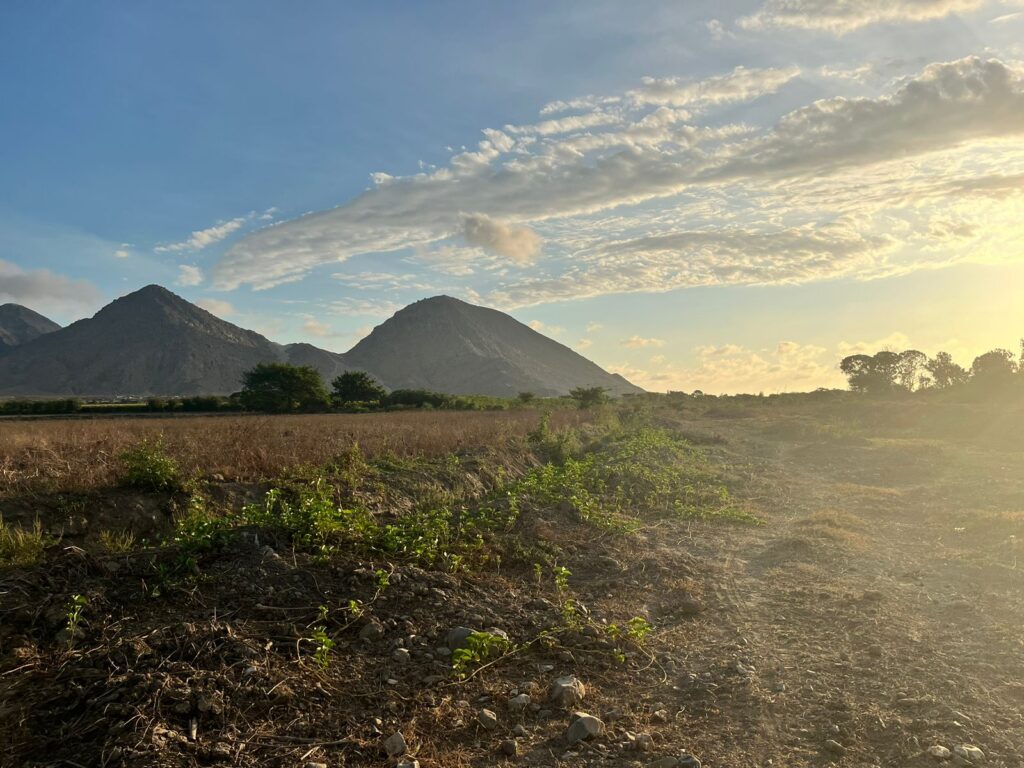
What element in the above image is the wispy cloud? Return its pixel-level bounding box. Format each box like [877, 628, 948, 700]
[622, 336, 665, 348]
[176, 264, 203, 286]
[0, 259, 104, 317]
[738, 0, 991, 35]
[156, 215, 251, 253]
[195, 298, 236, 318]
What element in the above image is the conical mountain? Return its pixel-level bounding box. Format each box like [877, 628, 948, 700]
[345, 295, 642, 397]
[0, 303, 60, 352]
[0, 285, 351, 396]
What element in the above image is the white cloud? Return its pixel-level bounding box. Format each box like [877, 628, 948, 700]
[527, 319, 565, 336]
[586, 322, 604, 333]
[176, 265, 203, 286]
[0, 260, 104, 317]
[462, 213, 542, 265]
[627, 66, 800, 109]
[738, 0, 991, 34]
[195, 298, 236, 318]
[622, 336, 665, 348]
[326, 298, 403, 317]
[213, 56, 1024, 311]
[113, 247, 130, 259]
[577, 338, 593, 350]
[837, 332, 913, 356]
[157, 215, 250, 253]
[302, 316, 341, 338]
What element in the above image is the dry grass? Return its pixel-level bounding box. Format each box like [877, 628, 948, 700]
[0, 410, 585, 497]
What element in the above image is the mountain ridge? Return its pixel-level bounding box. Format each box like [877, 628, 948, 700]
[0, 286, 642, 397]
[0, 303, 61, 353]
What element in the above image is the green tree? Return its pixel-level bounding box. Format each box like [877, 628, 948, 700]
[331, 370, 386, 404]
[239, 363, 329, 412]
[895, 349, 928, 391]
[839, 352, 901, 394]
[970, 349, 1018, 390]
[517, 391, 536, 405]
[924, 351, 968, 389]
[569, 386, 609, 409]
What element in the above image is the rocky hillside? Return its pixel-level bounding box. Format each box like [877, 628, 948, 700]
[0, 303, 60, 354]
[346, 296, 642, 397]
[0, 286, 351, 397]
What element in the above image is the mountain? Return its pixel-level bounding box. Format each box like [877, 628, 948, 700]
[345, 295, 643, 397]
[0, 286, 352, 397]
[0, 304, 60, 353]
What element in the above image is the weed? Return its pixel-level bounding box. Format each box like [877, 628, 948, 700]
[0, 517, 47, 567]
[451, 630, 513, 678]
[626, 616, 652, 643]
[119, 439, 182, 491]
[309, 624, 335, 669]
[64, 594, 87, 648]
[99, 529, 136, 553]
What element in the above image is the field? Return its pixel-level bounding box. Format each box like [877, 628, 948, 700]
[1, 395, 1023, 767]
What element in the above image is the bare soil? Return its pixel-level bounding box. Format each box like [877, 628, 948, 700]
[2, 405, 1022, 767]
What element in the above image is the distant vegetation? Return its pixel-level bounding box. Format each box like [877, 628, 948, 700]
[839, 343, 1024, 396]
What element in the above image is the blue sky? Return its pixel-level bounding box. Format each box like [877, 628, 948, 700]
[2, 1, 1023, 392]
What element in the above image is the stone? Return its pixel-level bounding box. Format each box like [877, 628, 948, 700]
[512, 724, 528, 737]
[359, 620, 384, 643]
[565, 712, 604, 745]
[384, 731, 407, 757]
[303, 763, 327, 768]
[652, 709, 670, 723]
[549, 675, 586, 708]
[508, 693, 532, 713]
[634, 733, 655, 752]
[500, 739, 519, 756]
[446, 626, 475, 650]
[647, 759, 680, 768]
[954, 745, 985, 763]
[396, 761, 420, 768]
[928, 745, 952, 760]
[478, 708, 499, 730]
[824, 739, 846, 755]
[392, 648, 411, 663]
[678, 756, 701, 768]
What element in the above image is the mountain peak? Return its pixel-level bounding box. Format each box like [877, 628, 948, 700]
[0, 303, 61, 348]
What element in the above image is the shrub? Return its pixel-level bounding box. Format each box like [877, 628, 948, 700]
[0, 517, 47, 567]
[118, 439, 182, 491]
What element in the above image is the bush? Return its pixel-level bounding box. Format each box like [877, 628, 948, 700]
[0, 517, 47, 567]
[118, 439, 182, 491]
[383, 389, 452, 409]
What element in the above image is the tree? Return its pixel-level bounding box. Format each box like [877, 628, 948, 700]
[569, 386, 609, 409]
[331, 370, 386, 404]
[517, 391, 536, 405]
[895, 349, 928, 391]
[239, 363, 329, 413]
[970, 349, 1017, 390]
[925, 351, 968, 389]
[840, 352, 898, 394]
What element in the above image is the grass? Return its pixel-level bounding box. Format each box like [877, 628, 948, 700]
[0, 409, 587, 498]
[0, 516, 48, 567]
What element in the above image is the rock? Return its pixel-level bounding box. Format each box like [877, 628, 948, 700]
[634, 733, 655, 752]
[512, 724, 528, 737]
[678, 756, 701, 768]
[565, 712, 604, 745]
[824, 739, 846, 755]
[396, 760, 420, 768]
[384, 731, 407, 757]
[954, 745, 985, 763]
[360, 620, 384, 643]
[478, 708, 499, 730]
[508, 693, 531, 713]
[648, 759, 680, 768]
[392, 648, 411, 663]
[549, 675, 586, 708]
[928, 745, 952, 760]
[500, 739, 519, 756]
[446, 626, 475, 650]
[303, 763, 327, 768]
[652, 709, 669, 723]
[603, 708, 624, 722]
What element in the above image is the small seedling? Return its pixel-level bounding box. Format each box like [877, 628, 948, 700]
[64, 594, 87, 648]
[451, 630, 513, 678]
[626, 616, 652, 644]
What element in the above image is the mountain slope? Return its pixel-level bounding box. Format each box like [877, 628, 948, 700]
[345, 295, 643, 397]
[0, 286, 352, 397]
[0, 304, 60, 353]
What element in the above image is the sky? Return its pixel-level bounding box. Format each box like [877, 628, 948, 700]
[2, 0, 1023, 393]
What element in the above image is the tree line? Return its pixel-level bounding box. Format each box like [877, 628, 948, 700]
[840, 343, 1024, 395]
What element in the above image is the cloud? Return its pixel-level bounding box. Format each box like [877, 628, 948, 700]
[622, 336, 665, 348]
[176, 265, 203, 286]
[461, 213, 542, 265]
[113, 248, 130, 259]
[157, 215, 250, 253]
[195, 298, 236, 318]
[213, 56, 1024, 308]
[0, 260, 104, 317]
[837, 332, 913, 356]
[586, 322, 604, 333]
[738, 0, 991, 34]
[577, 338, 593, 350]
[627, 66, 800, 109]
[326, 298, 403, 317]
[527, 319, 565, 336]
[301, 316, 341, 338]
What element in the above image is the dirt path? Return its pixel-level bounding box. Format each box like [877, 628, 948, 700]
[649, 420, 1024, 767]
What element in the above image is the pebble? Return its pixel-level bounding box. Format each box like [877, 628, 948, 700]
[359, 620, 384, 643]
[392, 648, 411, 663]
[478, 708, 499, 730]
[396, 760, 420, 768]
[954, 745, 985, 763]
[303, 763, 327, 768]
[652, 709, 670, 723]
[824, 739, 846, 755]
[500, 739, 519, 756]
[549, 675, 586, 708]
[928, 745, 952, 760]
[512, 724, 528, 737]
[634, 733, 655, 752]
[565, 712, 604, 745]
[446, 626, 475, 650]
[508, 693, 532, 713]
[384, 731, 407, 757]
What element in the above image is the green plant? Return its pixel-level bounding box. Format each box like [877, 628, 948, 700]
[308, 618, 335, 669]
[64, 594, 88, 648]
[451, 630, 513, 678]
[99, 529, 136, 553]
[626, 616, 652, 643]
[0, 517, 47, 567]
[118, 439, 182, 491]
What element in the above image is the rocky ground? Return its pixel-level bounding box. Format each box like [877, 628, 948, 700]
[1, 404, 1022, 767]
